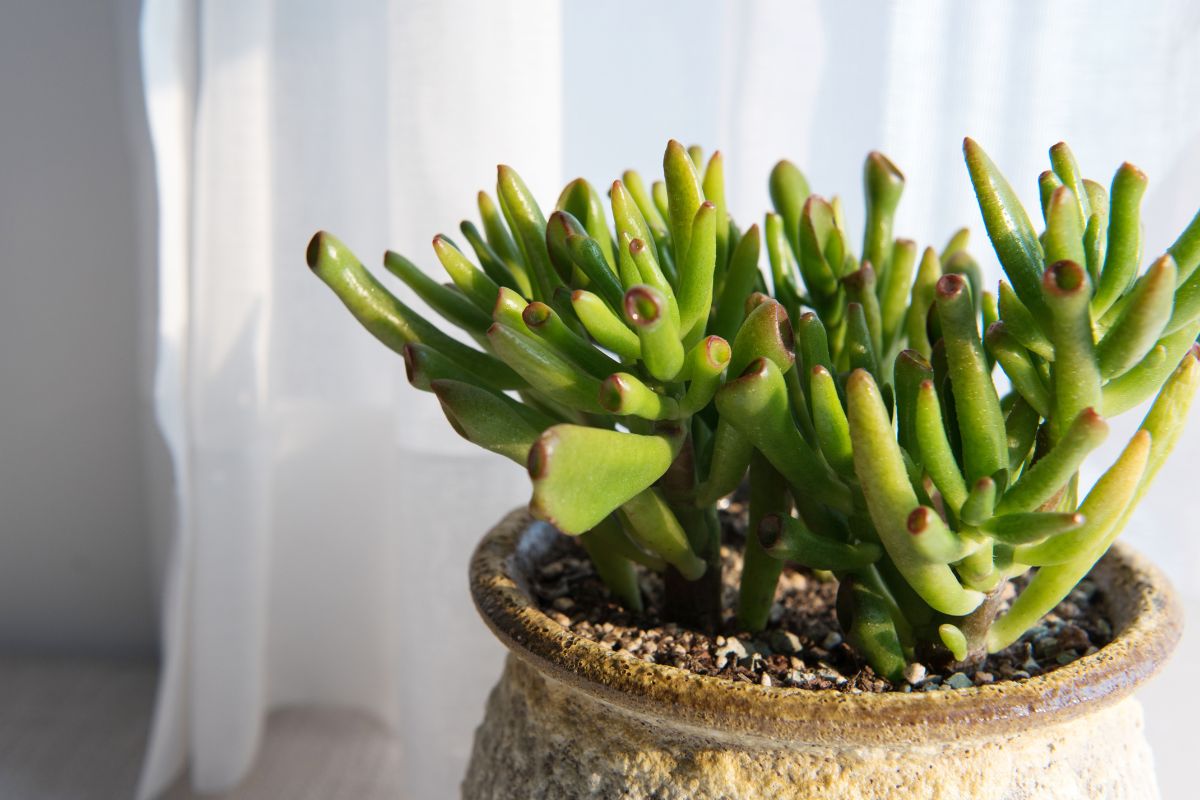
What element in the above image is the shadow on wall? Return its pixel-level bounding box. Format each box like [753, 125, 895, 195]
[0, 0, 162, 654]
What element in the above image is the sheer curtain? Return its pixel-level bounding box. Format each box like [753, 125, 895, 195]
[138, 1, 1200, 797]
[136, 1, 560, 797]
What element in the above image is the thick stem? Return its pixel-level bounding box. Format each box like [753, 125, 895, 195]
[953, 585, 1006, 668]
[660, 435, 723, 633]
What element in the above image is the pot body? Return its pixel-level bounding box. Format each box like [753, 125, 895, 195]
[465, 655, 1155, 800]
[464, 511, 1180, 800]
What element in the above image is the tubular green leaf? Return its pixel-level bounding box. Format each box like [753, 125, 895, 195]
[522, 301, 618, 379]
[795, 312, 835, 379]
[497, 165, 562, 301]
[1005, 395, 1041, 475]
[905, 247, 942, 357]
[765, 212, 802, 310]
[846, 369, 985, 616]
[1138, 345, 1200, 476]
[729, 298, 796, 377]
[905, 506, 974, 563]
[403, 342, 488, 393]
[619, 170, 669, 243]
[1165, 262, 1200, 335]
[960, 476, 996, 527]
[307, 232, 524, 390]
[839, 578, 907, 683]
[430, 379, 550, 463]
[981, 511, 1085, 546]
[1102, 325, 1200, 415]
[759, 513, 882, 571]
[985, 322, 1051, 417]
[627, 235, 679, 325]
[737, 454, 791, 632]
[880, 239, 918, 351]
[894, 349, 933, 454]
[1042, 261, 1101, 439]
[1015, 431, 1150, 565]
[545, 210, 588, 284]
[459, 220, 528, 296]
[715, 358, 851, 512]
[1167, 206, 1200, 283]
[528, 424, 683, 535]
[383, 250, 493, 334]
[964, 137, 1047, 319]
[563, 233, 626, 310]
[862, 151, 905, 276]
[939, 624, 969, 662]
[651, 181, 670, 226]
[433, 234, 502, 312]
[769, 160, 811, 253]
[487, 323, 604, 412]
[571, 289, 640, 361]
[990, 432, 1150, 651]
[844, 266, 883, 356]
[693, 418, 753, 506]
[476, 190, 528, 285]
[1048, 142, 1090, 225]
[997, 408, 1108, 514]
[712, 225, 762, 342]
[797, 196, 840, 300]
[611, 180, 660, 269]
[915, 379, 969, 513]
[1096, 255, 1177, 379]
[997, 281, 1054, 361]
[1038, 170, 1063, 223]
[1042, 186, 1087, 269]
[578, 517, 644, 611]
[936, 273, 1008, 482]
[703, 152, 729, 279]
[1094, 163, 1148, 316]
[810, 366, 854, 476]
[620, 284, 681, 381]
[942, 228, 971, 262]
[678, 202, 718, 341]
[493, 286, 530, 329]
[679, 336, 731, 415]
[556, 177, 618, 271]
[598, 372, 679, 420]
[618, 489, 706, 580]
[663, 139, 705, 267]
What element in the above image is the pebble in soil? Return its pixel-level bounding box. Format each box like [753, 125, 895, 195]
[530, 506, 1113, 693]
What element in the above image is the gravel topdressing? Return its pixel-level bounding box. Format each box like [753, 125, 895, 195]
[530, 505, 1113, 693]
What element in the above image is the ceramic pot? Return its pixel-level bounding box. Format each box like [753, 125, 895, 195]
[463, 508, 1181, 800]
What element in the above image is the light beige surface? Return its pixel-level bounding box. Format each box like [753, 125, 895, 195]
[0, 655, 156, 799]
[465, 654, 1159, 800]
[0, 656, 405, 800]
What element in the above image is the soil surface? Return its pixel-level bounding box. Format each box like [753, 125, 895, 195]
[530, 500, 1113, 693]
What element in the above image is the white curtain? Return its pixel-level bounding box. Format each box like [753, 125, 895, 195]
[137, 1, 561, 797]
[138, 1, 1200, 797]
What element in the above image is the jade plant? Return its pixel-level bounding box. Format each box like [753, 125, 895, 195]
[306, 139, 1199, 681]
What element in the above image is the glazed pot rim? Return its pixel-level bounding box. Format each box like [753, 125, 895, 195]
[469, 507, 1182, 744]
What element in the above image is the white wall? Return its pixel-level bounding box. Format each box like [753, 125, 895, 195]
[0, 0, 156, 654]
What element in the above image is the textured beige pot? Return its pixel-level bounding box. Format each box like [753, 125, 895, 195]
[464, 509, 1182, 800]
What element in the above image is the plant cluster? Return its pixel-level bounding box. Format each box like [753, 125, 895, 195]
[307, 139, 1200, 680]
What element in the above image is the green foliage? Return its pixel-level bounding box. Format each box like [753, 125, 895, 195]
[308, 138, 1199, 679]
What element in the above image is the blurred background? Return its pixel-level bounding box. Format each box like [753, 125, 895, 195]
[2, 1, 1198, 797]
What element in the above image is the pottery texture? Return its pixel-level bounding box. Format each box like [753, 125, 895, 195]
[464, 509, 1181, 799]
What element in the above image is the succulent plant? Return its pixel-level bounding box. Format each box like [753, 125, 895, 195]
[306, 138, 1199, 682]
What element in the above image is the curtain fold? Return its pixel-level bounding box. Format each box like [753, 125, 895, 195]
[137, 2, 562, 796]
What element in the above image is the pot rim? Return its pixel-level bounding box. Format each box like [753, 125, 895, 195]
[469, 507, 1182, 744]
